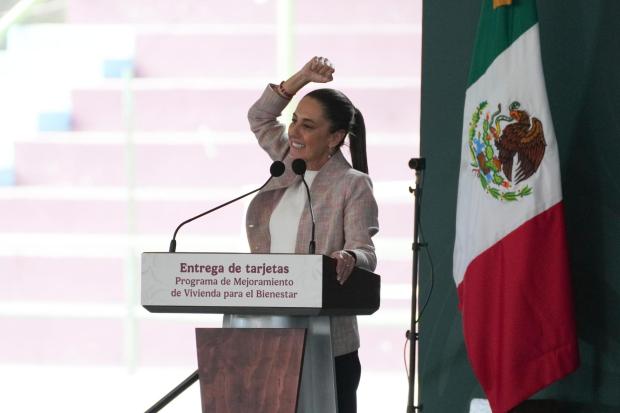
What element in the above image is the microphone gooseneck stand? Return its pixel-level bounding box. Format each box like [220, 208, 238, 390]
[146, 161, 284, 413]
[406, 157, 426, 413]
[168, 161, 285, 253]
[292, 158, 316, 254]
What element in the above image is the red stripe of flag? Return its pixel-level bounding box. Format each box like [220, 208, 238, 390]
[457, 202, 579, 412]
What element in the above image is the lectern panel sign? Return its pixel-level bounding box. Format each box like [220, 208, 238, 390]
[141, 253, 323, 309]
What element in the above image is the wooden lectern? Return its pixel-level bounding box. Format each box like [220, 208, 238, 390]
[142, 252, 380, 413]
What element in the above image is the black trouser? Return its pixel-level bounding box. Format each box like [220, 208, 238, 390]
[335, 350, 361, 413]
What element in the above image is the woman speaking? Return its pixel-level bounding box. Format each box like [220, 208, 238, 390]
[244, 56, 379, 413]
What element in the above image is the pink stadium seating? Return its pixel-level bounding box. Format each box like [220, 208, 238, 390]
[3, 0, 421, 374]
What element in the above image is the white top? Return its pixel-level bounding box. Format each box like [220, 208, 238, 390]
[269, 170, 319, 253]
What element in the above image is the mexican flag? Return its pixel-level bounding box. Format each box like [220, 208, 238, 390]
[453, 0, 580, 411]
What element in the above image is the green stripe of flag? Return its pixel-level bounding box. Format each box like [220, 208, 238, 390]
[468, 0, 538, 87]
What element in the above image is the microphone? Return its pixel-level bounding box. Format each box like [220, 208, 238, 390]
[168, 160, 285, 252]
[408, 157, 426, 195]
[292, 158, 316, 254]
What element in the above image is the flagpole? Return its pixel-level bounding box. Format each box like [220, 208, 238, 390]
[407, 157, 426, 412]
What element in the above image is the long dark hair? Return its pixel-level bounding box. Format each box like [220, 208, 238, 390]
[305, 88, 368, 174]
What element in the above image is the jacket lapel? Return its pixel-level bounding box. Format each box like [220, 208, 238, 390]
[294, 150, 350, 253]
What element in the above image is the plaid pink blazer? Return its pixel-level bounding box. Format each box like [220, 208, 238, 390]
[245, 86, 379, 356]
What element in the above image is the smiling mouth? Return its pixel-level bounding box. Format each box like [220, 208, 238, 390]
[291, 141, 305, 149]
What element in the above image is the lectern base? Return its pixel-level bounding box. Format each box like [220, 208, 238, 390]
[195, 327, 305, 413]
[223, 315, 338, 413]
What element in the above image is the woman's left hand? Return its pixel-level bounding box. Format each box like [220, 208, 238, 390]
[331, 250, 356, 285]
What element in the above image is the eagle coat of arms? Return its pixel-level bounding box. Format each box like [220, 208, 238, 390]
[468, 101, 547, 201]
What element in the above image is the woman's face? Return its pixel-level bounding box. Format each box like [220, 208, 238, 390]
[288, 96, 343, 171]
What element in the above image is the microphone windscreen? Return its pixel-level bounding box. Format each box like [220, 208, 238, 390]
[270, 160, 285, 177]
[292, 158, 307, 175]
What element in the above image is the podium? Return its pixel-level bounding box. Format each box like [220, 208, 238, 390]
[142, 252, 380, 413]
